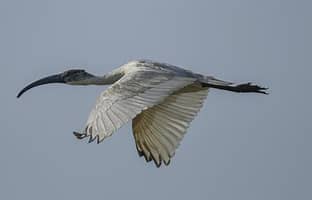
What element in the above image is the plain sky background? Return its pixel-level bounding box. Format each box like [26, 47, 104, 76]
[0, 0, 311, 199]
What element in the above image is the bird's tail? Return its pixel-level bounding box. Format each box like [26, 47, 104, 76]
[200, 76, 268, 94]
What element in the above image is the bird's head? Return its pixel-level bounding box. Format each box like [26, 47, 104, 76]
[17, 69, 96, 98]
[61, 69, 96, 85]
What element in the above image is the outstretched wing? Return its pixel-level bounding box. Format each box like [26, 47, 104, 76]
[132, 83, 209, 167]
[75, 69, 196, 143]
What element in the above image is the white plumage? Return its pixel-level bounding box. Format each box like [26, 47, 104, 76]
[17, 60, 267, 167]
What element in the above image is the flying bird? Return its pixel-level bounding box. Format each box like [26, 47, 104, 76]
[17, 60, 268, 167]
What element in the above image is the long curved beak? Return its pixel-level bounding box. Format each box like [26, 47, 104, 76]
[17, 74, 65, 98]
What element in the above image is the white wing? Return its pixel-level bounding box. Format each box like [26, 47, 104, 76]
[79, 69, 196, 143]
[132, 83, 209, 167]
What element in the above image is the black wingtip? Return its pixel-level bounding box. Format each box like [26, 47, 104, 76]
[73, 132, 87, 140]
[88, 135, 97, 143]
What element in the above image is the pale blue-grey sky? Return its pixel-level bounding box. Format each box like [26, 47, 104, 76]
[0, 0, 311, 199]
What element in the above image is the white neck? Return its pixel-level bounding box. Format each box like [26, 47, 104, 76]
[88, 74, 120, 85]
[84, 68, 125, 85]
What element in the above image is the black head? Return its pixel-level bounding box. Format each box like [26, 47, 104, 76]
[61, 69, 90, 83]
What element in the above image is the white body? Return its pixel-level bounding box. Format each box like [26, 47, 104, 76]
[80, 60, 231, 167]
[19, 59, 267, 167]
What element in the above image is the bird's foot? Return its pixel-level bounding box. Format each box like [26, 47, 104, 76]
[235, 82, 269, 94]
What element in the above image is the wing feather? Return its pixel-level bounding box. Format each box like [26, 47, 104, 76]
[132, 83, 209, 167]
[77, 70, 196, 143]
